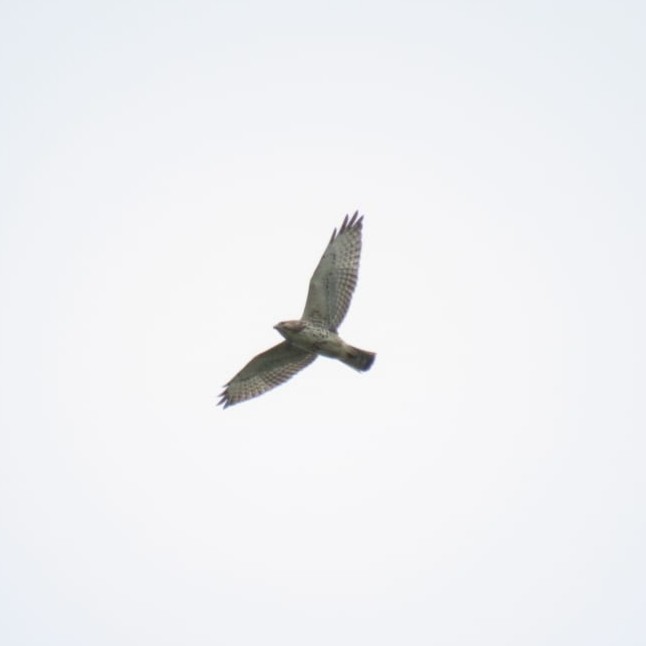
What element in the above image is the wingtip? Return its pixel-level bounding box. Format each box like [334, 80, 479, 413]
[337, 211, 363, 236]
[218, 389, 231, 408]
[337, 213, 350, 235]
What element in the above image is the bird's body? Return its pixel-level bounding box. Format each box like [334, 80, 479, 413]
[274, 320, 375, 371]
[219, 212, 375, 408]
[274, 319, 343, 356]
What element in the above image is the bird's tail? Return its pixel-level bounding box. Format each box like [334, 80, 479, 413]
[341, 345, 376, 372]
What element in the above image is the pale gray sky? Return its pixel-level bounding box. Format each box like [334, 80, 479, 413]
[1, 1, 645, 644]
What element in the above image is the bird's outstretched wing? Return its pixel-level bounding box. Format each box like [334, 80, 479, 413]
[302, 211, 363, 330]
[218, 342, 317, 408]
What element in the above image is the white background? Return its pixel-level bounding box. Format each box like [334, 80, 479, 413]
[1, 1, 645, 644]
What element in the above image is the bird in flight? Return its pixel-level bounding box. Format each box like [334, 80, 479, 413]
[219, 211, 375, 408]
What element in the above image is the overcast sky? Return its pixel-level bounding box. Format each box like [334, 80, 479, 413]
[1, 1, 645, 644]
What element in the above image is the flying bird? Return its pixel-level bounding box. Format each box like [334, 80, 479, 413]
[219, 211, 375, 408]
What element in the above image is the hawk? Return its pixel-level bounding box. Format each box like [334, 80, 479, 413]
[218, 211, 375, 408]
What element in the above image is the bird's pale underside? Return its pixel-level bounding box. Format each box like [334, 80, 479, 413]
[219, 211, 375, 408]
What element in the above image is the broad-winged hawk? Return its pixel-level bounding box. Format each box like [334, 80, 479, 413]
[218, 211, 375, 408]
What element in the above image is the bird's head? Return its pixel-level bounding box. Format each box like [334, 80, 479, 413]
[274, 320, 305, 339]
